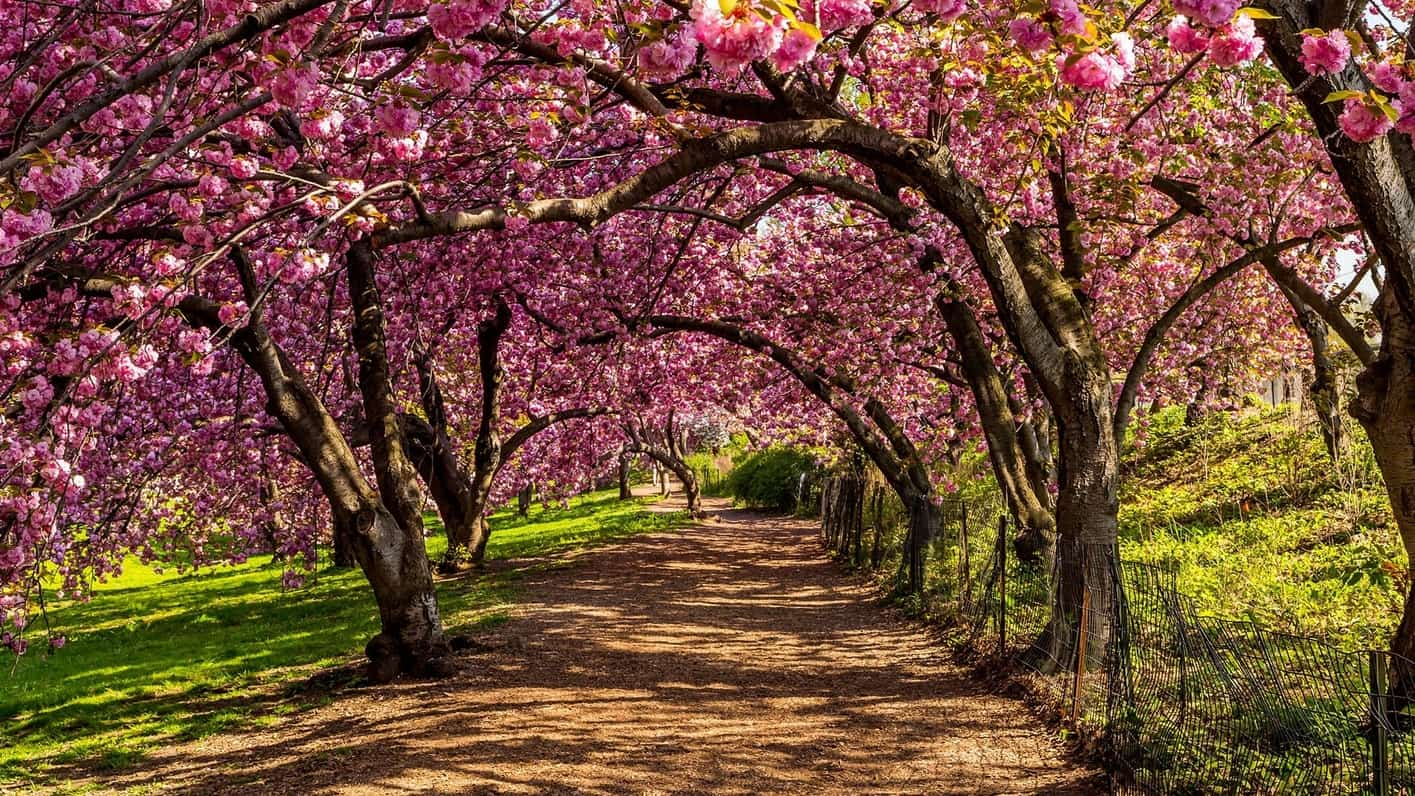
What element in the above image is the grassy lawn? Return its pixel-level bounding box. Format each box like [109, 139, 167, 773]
[1, 489, 683, 786]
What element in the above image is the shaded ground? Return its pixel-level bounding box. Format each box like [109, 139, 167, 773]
[83, 493, 1102, 795]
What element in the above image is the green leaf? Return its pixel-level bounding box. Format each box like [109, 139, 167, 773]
[1236, 7, 1279, 19]
[1321, 90, 1365, 103]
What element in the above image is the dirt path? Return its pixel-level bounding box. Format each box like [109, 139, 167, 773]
[95, 496, 1102, 795]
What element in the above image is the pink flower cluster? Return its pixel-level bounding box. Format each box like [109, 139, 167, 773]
[427, 0, 507, 41]
[804, 0, 874, 30]
[1299, 30, 1350, 76]
[1058, 33, 1135, 92]
[1172, 0, 1240, 27]
[1208, 16, 1262, 67]
[1165, 0, 1262, 67]
[639, 29, 698, 78]
[690, 0, 785, 72]
[20, 161, 84, 204]
[915, 0, 967, 23]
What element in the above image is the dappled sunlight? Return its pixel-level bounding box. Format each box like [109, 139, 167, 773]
[86, 496, 1101, 794]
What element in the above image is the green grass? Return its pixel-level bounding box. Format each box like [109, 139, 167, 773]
[1120, 403, 1402, 650]
[0, 489, 684, 786]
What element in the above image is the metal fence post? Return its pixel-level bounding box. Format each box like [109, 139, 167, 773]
[1371, 650, 1390, 796]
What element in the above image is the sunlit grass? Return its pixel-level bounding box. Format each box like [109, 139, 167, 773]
[1, 489, 683, 786]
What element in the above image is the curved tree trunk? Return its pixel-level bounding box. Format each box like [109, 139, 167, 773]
[618, 451, 632, 500]
[1256, 1, 1415, 695]
[68, 255, 450, 681]
[440, 299, 512, 572]
[934, 293, 1056, 562]
[1277, 283, 1345, 460]
[1352, 291, 1415, 694]
[346, 241, 453, 681]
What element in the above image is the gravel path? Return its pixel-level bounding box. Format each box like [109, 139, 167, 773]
[93, 496, 1103, 795]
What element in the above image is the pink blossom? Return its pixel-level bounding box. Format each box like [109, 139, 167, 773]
[182, 225, 214, 248]
[426, 59, 480, 93]
[1208, 16, 1262, 67]
[269, 63, 320, 109]
[375, 103, 421, 136]
[300, 110, 345, 140]
[1370, 62, 1406, 94]
[427, 0, 506, 41]
[1009, 17, 1052, 52]
[1339, 98, 1393, 142]
[197, 174, 228, 199]
[3, 208, 53, 240]
[690, 0, 785, 73]
[804, 0, 873, 30]
[1299, 30, 1350, 76]
[638, 29, 698, 78]
[229, 156, 258, 179]
[1058, 37, 1132, 92]
[21, 162, 84, 204]
[916, 0, 967, 22]
[770, 28, 819, 72]
[217, 301, 248, 327]
[385, 130, 429, 161]
[1173, 0, 1239, 27]
[527, 117, 558, 149]
[1166, 16, 1210, 55]
[280, 249, 330, 283]
[152, 251, 186, 277]
[1048, 0, 1087, 37]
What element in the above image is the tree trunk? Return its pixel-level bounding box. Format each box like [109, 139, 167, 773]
[517, 483, 533, 516]
[331, 512, 356, 568]
[935, 295, 1056, 563]
[345, 241, 453, 681]
[1278, 283, 1345, 460]
[1352, 289, 1415, 696]
[435, 299, 512, 572]
[618, 452, 632, 500]
[902, 492, 937, 596]
[1028, 371, 1121, 674]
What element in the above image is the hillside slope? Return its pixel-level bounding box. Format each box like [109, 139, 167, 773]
[1119, 405, 1401, 650]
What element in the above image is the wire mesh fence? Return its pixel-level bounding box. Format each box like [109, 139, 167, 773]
[808, 473, 1415, 794]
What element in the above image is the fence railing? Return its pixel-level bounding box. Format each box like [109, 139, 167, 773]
[806, 473, 1415, 795]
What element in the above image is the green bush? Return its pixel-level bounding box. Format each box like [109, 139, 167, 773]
[726, 448, 816, 511]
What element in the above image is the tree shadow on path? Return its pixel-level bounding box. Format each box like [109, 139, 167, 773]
[86, 497, 1105, 795]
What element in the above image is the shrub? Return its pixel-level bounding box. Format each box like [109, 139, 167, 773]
[726, 448, 816, 511]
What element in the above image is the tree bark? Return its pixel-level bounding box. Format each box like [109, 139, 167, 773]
[61, 259, 450, 681]
[934, 293, 1056, 561]
[439, 298, 512, 572]
[618, 451, 632, 500]
[1257, 1, 1415, 690]
[1278, 283, 1345, 459]
[517, 484, 533, 517]
[1351, 289, 1415, 693]
[345, 241, 453, 681]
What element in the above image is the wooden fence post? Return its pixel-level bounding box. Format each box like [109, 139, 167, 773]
[1371, 650, 1390, 796]
[996, 515, 1007, 652]
[1071, 587, 1091, 723]
[959, 502, 970, 607]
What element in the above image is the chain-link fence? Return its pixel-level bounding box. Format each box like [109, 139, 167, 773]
[809, 474, 1415, 794]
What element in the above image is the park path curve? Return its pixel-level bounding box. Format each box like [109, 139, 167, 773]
[96, 495, 1102, 795]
